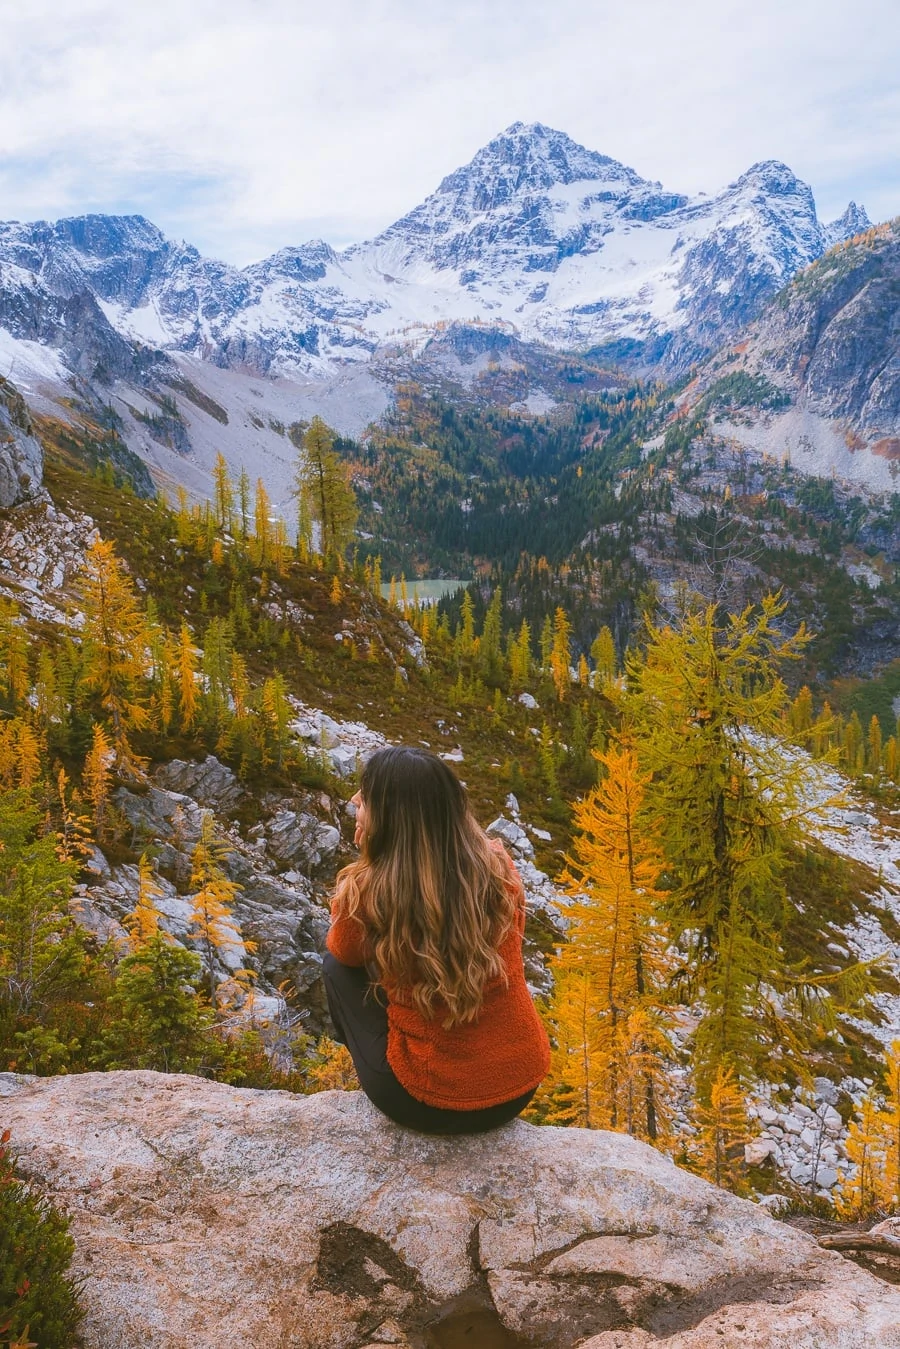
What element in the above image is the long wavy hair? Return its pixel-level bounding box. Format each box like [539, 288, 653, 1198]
[332, 746, 518, 1025]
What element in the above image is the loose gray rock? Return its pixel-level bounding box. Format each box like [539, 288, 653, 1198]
[3, 1071, 899, 1349]
[154, 756, 245, 812]
[265, 809, 341, 870]
[113, 785, 204, 849]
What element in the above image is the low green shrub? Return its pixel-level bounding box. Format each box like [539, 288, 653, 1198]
[0, 1128, 82, 1348]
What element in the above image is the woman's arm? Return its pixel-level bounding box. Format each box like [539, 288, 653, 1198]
[326, 901, 370, 967]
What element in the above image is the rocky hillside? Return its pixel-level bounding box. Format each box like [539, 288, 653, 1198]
[0, 375, 44, 508]
[0, 414, 572, 1049]
[678, 218, 900, 492]
[3, 1070, 899, 1349]
[2, 391, 900, 1216]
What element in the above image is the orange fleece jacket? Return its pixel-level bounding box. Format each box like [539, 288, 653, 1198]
[325, 849, 551, 1110]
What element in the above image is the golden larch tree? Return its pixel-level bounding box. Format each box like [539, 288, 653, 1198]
[176, 622, 199, 732]
[78, 537, 150, 772]
[549, 607, 572, 701]
[541, 744, 673, 1141]
[212, 452, 234, 531]
[693, 1063, 754, 1193]
[83, 722, 115, 840]
[126, 853, 166, 949]
[189, 814, 252, 1003]
[837, 1089, 890, 1218]
[881, 1040, 900, 1207]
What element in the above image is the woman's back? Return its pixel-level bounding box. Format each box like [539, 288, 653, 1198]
[324, 746, 549, 1131]
[327, 839, 550, 1110]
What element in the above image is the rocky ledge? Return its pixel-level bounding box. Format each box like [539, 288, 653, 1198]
[1, 1071, 898, 1349]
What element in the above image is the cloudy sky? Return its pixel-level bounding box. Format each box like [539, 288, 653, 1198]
[0, 0, 896, 265]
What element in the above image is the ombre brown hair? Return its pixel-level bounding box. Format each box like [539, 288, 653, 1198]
[332, 746, 519, 1025]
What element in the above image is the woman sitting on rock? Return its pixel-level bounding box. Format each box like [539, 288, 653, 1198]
[323, 745, 550, 1134]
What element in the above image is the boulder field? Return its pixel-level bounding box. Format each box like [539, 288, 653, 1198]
[1, 1070, 898, 1349]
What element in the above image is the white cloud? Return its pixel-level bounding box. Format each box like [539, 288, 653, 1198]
[0, 0, 896, 262]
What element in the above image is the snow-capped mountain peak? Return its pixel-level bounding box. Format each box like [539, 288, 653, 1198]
[433, 121, 646, 203]
[0, 123, 879, 414]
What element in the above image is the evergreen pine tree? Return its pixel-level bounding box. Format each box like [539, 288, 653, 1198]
[293, 416, 358, 564]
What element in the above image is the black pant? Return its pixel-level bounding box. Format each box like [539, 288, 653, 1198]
[321, 952, 536, 1135]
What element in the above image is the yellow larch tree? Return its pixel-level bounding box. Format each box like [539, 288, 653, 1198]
[176, 622, 199, 732]
[126, 853, 165, 949]
[693, 1064, 754, 1193]
[0, 719, 43, 791]
[53, 767, 93, 864]
[189, 814, 253, 1003]
[549, 607, 572, 701]
[541, 743, 673, 1141]
[836, 1089, 890, 1218]
[253, 479, 272, 566]
[212, 452, 234, 531]
[883, 1040, 900, 1209]
[83, 722, 115, 840]
[293, 415, 358, 565]
[590, 626, 617, 686]
[536, 967, 607, 1127]
[78, 537, 150, 773]
[305, 1037, 359, 1092]
[156, 628, 178, 735]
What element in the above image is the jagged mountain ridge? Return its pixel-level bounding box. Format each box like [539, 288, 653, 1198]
[0, 122, 869, 389]
[681, 217, 900, 492]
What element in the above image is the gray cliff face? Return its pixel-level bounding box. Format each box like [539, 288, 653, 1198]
[822, 201, 872, 250]
[709, 221, 900, 434]
[0, 376, 43, 507]
[682, 219, 900, 489]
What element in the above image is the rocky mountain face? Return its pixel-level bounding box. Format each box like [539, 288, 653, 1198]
[4, 1071, 900, 1349]
[0, 375, 45, 507]
[822, 201, 872, 249]
[684, 218, 900, 492]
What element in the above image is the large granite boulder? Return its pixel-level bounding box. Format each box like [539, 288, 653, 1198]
[1, 1071, 897, 1349]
